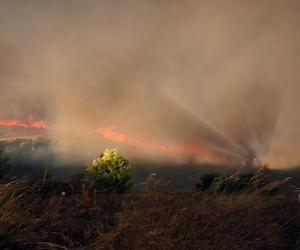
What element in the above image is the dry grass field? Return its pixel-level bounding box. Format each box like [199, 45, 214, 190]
[0, 179, 299, 250]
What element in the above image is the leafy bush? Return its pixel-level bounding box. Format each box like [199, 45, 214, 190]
[210, 175, 227, 192]
[85, 149, 132, 193]
[0, 151, 9, 179]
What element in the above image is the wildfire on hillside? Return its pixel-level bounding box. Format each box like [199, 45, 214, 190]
[0, 115, 225, 161]
[97, 125, 220, 159]
[0, 115, 48, 129]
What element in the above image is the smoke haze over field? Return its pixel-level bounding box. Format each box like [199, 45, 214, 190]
[1, 0, 300, 167]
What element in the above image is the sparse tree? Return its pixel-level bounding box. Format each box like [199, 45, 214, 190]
[85, 148, 132, 193]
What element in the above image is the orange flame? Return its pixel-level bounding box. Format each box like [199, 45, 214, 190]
[97, 126, 212, 157]
[0, 115, 48, 129]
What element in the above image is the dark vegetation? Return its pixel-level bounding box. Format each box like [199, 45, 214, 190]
[0, 150, 9, 178]
[0, 179, 299, 249]
[0, 145, 300, 249]
[195, 170, 283, 195]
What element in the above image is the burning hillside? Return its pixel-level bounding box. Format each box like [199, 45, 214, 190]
[97, 125, 225, 162]
[0, 112, 223, 161]
[1, 1, 300, 249]
[1, 0, 300, 169]
[0, 115, 47, 129]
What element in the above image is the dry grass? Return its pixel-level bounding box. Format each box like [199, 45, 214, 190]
[0, 180, 121, 249]
[0, 179, 299, 250]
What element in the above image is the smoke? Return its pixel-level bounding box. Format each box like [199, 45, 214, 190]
[1, 0, 300, 168]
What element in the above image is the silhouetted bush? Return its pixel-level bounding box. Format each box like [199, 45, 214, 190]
[85, 148, 132, 193]
[195, 173, 221, 190]
[196, 173, 256, 193]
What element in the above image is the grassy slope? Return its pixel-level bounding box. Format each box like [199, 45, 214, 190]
[0, 180, 299, 250]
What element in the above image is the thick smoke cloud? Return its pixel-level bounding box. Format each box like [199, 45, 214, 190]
[1, 0, 300, 167]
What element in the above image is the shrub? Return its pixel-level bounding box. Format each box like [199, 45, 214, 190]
[0, 151, 9, 179]
[195, 174, 221, 191]
[196, 173, 256, 194]
[210, 175, 227, 192]
[85, 148, 132, 193]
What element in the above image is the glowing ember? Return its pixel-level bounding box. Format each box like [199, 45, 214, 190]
[97, 126, 212, 157]
[0, 115, 48, 129]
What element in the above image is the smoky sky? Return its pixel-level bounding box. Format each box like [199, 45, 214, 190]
[1, 0, 300, 167]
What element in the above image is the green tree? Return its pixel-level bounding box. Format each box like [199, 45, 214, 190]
[0, 151, 9, 179]
[85, 148, 133, 193]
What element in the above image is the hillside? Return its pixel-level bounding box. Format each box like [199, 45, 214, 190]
[2, 138, 300, 189]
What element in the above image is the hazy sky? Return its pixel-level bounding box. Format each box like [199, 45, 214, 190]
[1, 0, 300, 167]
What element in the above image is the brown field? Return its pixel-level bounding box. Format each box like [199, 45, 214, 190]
[0, 179, 299, 250]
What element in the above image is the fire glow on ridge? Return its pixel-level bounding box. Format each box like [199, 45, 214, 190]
[0, 115, 48, 129]
[97, 125, 214, 158]
[0, 115, 217, 159]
